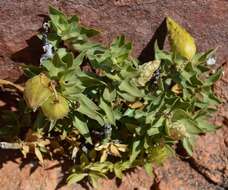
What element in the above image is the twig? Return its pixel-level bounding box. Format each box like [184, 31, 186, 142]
[0, 79, 24, 92]
[0, 142, 21, 149]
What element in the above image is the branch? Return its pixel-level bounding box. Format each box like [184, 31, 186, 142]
[0, 142, 21, 149]
[0, 79, 24, 92]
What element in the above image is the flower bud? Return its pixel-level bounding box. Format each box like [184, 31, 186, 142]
[167, 17, 196, 60]
[41, 94, 69, 120]
[24, 74, 52, 111]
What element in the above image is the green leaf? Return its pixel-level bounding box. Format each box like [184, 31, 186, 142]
[204, 69, 223, 86]
[72, 52, 85, 68]
[89, 173, 99, 188]
[197, 48, 217, 64]
[103, 88, 116, 103]
[110, 36, 132, 65]
[189, 74, 203, 86]
[120, 64, 138, 79]
[61, 87, 85, 100]
[147, 127, 160, 136]
[147, 117, 165, 136]
[49, 6, 69, 35]
[114, 165, 123, 179]
[119, 79, 144, 97]
[68, 15, 79, 23]
[73, 114, 92, 144]
[144, 162, 153, 176]
[182, 137, 194, 156]
[129, 140, 142, 163]
[199, 88, 221, 106]
[41, 48, 72, 77]
[88, 162, 111, 173]
[72, 41, 102, 53]
[76, 94, 104, 125]
[41, 59, 59, 77]
[172, 109, 190, 122]
[63, 52, 74, 68]
[67, 173, 88, 185]
[46, 33, 61, 49]
[172, 109, 202, 134]
[196, 117, 217, 132]
[113, 161, 131, 179]
[77, 94, 99, 111]
[117, 90, 136, 102]
[123, 108, 135, 117]
[22, 64, 44, 77]
[80, 26, 99, 38]
[99, 96, 115, 125]
[179, 119, 202, 134]
[60, 73, 85, 97]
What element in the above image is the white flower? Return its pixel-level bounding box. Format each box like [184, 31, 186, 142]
[40, 44, 53, 63]
[206, 57, 216, 66]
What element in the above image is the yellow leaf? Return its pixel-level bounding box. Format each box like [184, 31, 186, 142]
[115, 144, 127, 152]
[100, 150, 108, 162]
[127, 101, 144, 109]
[171, 84, 182, 95]
[110, 144, 121, 157]
[35, 147, 44, 163]
[21, 144, 30, 158]
[95, 143, 109, 151]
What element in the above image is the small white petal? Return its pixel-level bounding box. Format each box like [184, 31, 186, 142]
[207, 57, 216, 65]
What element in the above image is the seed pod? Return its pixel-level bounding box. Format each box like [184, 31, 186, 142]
[168, 121, 188, 140]
[135, 60, 160, 86]
[147, 144, 171, 164]
[24, 74, 52, 111]
[166, 17, 196, 60]
[41, 94, 69, 120]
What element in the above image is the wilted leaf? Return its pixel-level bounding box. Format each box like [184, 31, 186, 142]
[34, 147, 44, 163]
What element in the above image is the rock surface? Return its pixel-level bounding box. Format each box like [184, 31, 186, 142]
[191, 127, 228, 187]
[0, 152, 154, 190]
[1, 0, 228, 81]
[154, 157, 222, 190]
[0, 0, 227, 190]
